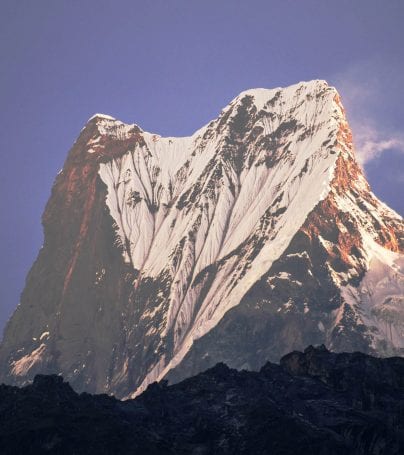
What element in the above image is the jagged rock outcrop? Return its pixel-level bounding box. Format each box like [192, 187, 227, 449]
[0, 80, 403, 398]
[0, 347, 403, 454]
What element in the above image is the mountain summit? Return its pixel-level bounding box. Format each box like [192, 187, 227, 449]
[1, 80, 403, 398]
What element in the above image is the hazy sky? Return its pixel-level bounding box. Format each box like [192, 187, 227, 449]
[1, 0, 403, 336]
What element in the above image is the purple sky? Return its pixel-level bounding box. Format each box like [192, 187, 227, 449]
[1, 0, 403, 337]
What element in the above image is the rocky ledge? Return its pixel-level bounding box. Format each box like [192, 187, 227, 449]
[0, 346, 403, 454]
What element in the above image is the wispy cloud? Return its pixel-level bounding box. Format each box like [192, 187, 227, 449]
[353, 124, 404, 165]
[330, 59, 404, 166]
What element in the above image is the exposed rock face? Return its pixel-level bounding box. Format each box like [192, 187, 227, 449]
[0, 347, 403, 454]
[0, 80, 403, 399]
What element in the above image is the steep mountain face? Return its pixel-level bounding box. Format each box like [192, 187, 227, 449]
[0, 80, 403, 398]
[0, 347, 403, 455]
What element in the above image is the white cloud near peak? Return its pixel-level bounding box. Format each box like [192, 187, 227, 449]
[331, 59, 404, 166]
[353, 124, 404, 165]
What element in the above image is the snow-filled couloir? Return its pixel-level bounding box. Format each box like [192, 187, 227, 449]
[0, 80, 403, 399]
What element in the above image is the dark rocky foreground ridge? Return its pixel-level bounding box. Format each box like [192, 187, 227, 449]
[0, 346, 403, 454]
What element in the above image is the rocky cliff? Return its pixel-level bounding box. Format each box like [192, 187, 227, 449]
[0, 347, 403, 454]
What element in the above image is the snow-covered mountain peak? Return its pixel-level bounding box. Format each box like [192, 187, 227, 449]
[226, 79, 338, 117]
[2, 80, 401, 401]
[96, 79, 347, 273]
[84, 80, 344, 157]
[87, 113, 117, 122]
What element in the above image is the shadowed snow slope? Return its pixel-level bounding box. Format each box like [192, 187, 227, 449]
[0, 80, 403, 399]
